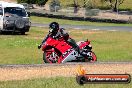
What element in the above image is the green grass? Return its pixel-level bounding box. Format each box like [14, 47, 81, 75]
[69, 30, 132, 61]
[0, 27, 132, 64]
[30, 16, 132, 27]
[0, 77, 131, 88]
[0, 27, 45, 64]
[119, 0, 132, 10]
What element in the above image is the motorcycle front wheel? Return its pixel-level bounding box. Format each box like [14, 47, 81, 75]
[43, 48, 61, 63]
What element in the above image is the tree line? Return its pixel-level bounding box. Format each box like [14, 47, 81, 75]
[17, 0, 126, 12]
[75, 0, 125, 12]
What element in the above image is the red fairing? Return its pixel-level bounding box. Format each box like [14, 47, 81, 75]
[79, 41, 90, 49]
[56, 41, 72, 53]
[42, 37, 72, 53]
[40, 36, 97, 63]
[42, 37, 59, 51]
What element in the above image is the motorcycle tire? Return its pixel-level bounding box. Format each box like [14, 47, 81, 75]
[43, 53, 48, 63]
[83, 51, 97, 62]
[43, 48, 61, 63]
[90, 51, 97, 62]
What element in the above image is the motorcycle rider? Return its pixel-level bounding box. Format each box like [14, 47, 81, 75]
[38, 22, 78, 50]
[38, 22, 89, 59]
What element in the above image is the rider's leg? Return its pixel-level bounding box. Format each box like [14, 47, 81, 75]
[67, 38, 90, 59]
[67, 38, 80, 53]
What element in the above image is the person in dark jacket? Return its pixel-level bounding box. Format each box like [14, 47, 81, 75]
[38, 22, 78, 50]
[38, 22, 90, 58]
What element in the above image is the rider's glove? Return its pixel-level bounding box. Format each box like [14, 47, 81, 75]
[38, 45, 41, 49]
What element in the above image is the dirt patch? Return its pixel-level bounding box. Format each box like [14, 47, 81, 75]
[94, 11, 132, 21]
[0, 63, 132, 81]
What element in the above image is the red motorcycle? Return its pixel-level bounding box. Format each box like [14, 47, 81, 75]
[39, 36, 97, 63]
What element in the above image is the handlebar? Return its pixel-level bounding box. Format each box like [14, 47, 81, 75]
[38, 45, 41, 49]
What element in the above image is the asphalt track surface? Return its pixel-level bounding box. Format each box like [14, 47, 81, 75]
[32, 23, 132, 31]
[0, 62, 132, 68]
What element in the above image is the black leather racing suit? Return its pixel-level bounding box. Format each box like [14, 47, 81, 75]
[39, 28, 79, 50]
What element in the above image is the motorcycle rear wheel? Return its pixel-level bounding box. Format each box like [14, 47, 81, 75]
[84, 51, 97, 62]
[89, 52, 97, 62]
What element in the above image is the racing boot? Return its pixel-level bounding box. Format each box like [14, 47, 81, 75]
[80, 50, 93, 61]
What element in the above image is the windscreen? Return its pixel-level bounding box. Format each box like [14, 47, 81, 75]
[4, 7, 26, 17]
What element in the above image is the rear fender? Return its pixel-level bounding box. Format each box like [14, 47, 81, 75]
[78, 41, 91, 50]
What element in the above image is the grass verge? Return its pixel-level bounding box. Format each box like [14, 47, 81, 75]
[0, 77, 131, 88]
[30, 16, 132, 27]
[0, 27, 132, 64]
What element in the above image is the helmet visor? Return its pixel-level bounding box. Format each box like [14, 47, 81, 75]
[49, 28, 54, 33]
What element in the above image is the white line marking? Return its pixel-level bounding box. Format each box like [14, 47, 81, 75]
[74, 28, 81, 29]
[91, 29, 100, 31]
[108, 30, 117, 31]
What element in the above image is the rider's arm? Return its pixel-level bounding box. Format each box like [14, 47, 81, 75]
[41, 34, 49, 45]
[60, 28, 69, 40]
[38, 34, 49, 49]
